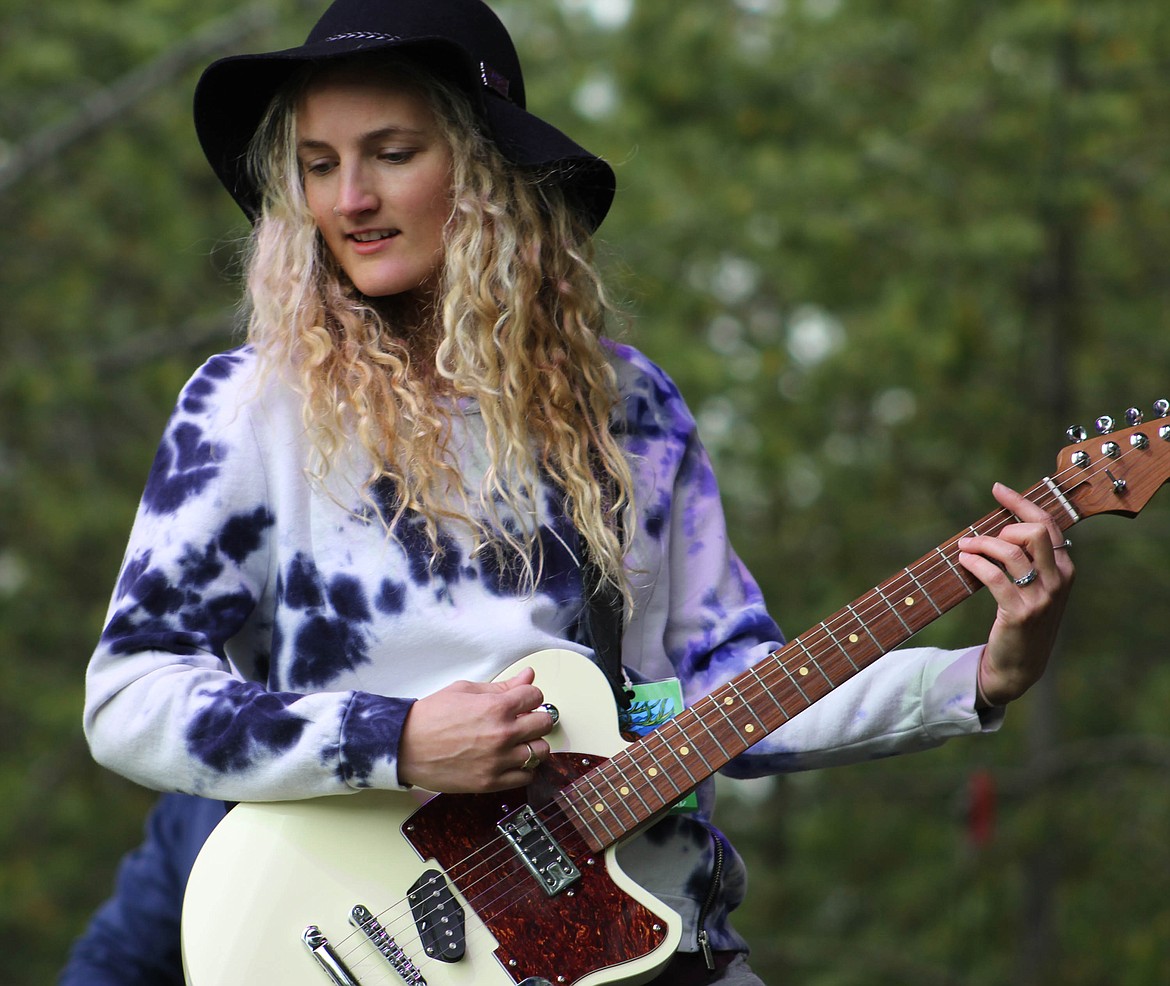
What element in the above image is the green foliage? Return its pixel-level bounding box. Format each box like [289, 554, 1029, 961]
[3, 1, 1169, 983]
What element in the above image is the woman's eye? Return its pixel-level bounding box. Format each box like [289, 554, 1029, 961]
[380, 149, 415, 164]
[301, 160, 334, 177]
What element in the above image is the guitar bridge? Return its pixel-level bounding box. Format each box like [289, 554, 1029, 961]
[497, 804, 580, 896]
[349, 904, 427, 985]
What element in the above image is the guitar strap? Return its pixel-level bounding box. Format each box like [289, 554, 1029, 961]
[579, 540, 633, 712]
[578, 465, 633, 712]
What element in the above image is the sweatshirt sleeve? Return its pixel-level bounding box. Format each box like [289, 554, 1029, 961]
[84, 351, 415, 801]
[614, 345, 998, 779]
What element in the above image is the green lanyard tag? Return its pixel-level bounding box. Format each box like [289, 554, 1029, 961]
[617, 677, 698, 814]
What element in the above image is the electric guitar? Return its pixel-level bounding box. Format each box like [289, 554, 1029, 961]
[181, 408, 1170, 986]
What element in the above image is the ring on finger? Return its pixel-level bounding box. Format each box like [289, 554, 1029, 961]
[1012, 568, 1038, 587]
[521, 742, 540, 771]
[1054, 538, 1072, 550]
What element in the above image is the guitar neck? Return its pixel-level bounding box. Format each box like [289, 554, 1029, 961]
[557, 476, 1078, 852]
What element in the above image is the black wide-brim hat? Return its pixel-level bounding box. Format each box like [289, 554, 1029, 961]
[193, 0, 616, 231]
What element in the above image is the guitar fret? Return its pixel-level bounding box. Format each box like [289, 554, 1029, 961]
[654, 719, 701, 786]
[629, 733, 687, 802]
[846, 603, 883, 651]
[702, 679, 766, 763]
[934, 545, 966, 586]
[609, 757, 656, 818]
[743, 668, 786, 722]
[591, 766, 648, 830]
[737, 668, 776, 737]
[775, 657, 812, 705]
[616, 745, 678, 817]
[824, 621, 861, 672]
[555, 787, 604, 850]
[688, 694, 732, 762]
[569, 773, 620, 843]
[902, 567, 943, 615]
[875, 584, 914, 635]
[793, 638, 836, 688]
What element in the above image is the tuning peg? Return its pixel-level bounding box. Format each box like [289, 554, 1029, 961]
[1095, 415, 1115, 434]
[1126, 407, 1144, 426]
[1066, 424, 1088, 443]
[1154, 399, 1170, 418]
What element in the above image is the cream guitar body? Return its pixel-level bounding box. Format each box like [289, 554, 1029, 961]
[181, 650, 682, 986]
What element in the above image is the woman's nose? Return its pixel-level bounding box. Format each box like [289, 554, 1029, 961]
[333, 164, 378, 217]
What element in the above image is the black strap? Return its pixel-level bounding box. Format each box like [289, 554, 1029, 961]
[579, 531, 632, 712]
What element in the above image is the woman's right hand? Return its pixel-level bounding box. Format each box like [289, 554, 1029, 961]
[396, 667, 556, 792]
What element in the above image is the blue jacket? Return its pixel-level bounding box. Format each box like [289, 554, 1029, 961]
[58, 795, 225, 986]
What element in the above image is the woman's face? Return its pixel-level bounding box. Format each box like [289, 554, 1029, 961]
[296, 66, 453, 301]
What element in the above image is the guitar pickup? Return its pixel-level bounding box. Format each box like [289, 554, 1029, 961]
[497, 804, 580, 896]
[407, 869, 466, 962]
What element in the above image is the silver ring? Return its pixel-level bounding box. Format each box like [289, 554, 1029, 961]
[521, 742, 540, 771]
[1012, 568, 1038, 587]
[1054, 538, 1072, 550]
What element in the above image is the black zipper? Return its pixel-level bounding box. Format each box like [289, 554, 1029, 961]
[696, 828, 726, 972]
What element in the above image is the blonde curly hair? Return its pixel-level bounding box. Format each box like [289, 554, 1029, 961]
[243, 55, 634, 605]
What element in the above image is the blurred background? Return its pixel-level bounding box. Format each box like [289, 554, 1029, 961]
[3, 0, 1169, 983]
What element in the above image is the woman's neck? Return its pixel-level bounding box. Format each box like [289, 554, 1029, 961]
[368, 292, 453, 393]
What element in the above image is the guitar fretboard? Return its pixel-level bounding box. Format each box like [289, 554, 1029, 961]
[555, 477, 1076, 852]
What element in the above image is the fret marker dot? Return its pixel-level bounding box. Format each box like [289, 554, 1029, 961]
[744, 724, 755, 733]
[849, 634, 859, 643]
[679, 746, 690, 756]
[620, 786, 630, 796]
[594, 804, 605, 813]
[724, 697, 734, 706]
[648, 767, 658, 777]
[799, 667, 808, 676]
[904, 596, 915, 607]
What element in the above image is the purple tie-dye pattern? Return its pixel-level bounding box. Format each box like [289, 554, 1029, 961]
[186, 687, 308, 773]
[140, 421, 223, 515]
[334, 692, 414, 787]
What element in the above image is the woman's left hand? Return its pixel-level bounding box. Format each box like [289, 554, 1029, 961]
[956, 482, 1076, 707]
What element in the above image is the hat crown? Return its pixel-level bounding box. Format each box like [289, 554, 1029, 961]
[304, 0, 526, 107]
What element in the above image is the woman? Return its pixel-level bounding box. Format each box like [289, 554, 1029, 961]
[83, 1, 1074, 983]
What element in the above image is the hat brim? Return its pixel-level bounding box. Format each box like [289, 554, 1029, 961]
[193, 36, 614, 230]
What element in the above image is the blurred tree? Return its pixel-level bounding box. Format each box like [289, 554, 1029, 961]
[2, 0, 1169, 983]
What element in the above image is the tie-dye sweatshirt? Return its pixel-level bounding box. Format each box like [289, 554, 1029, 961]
[85, 341, 995, 954]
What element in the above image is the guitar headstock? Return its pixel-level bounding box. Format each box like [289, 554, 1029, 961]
[1057, 402, 1170, 520]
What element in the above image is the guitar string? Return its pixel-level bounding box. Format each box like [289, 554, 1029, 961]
[327, 431, 1159, 976]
